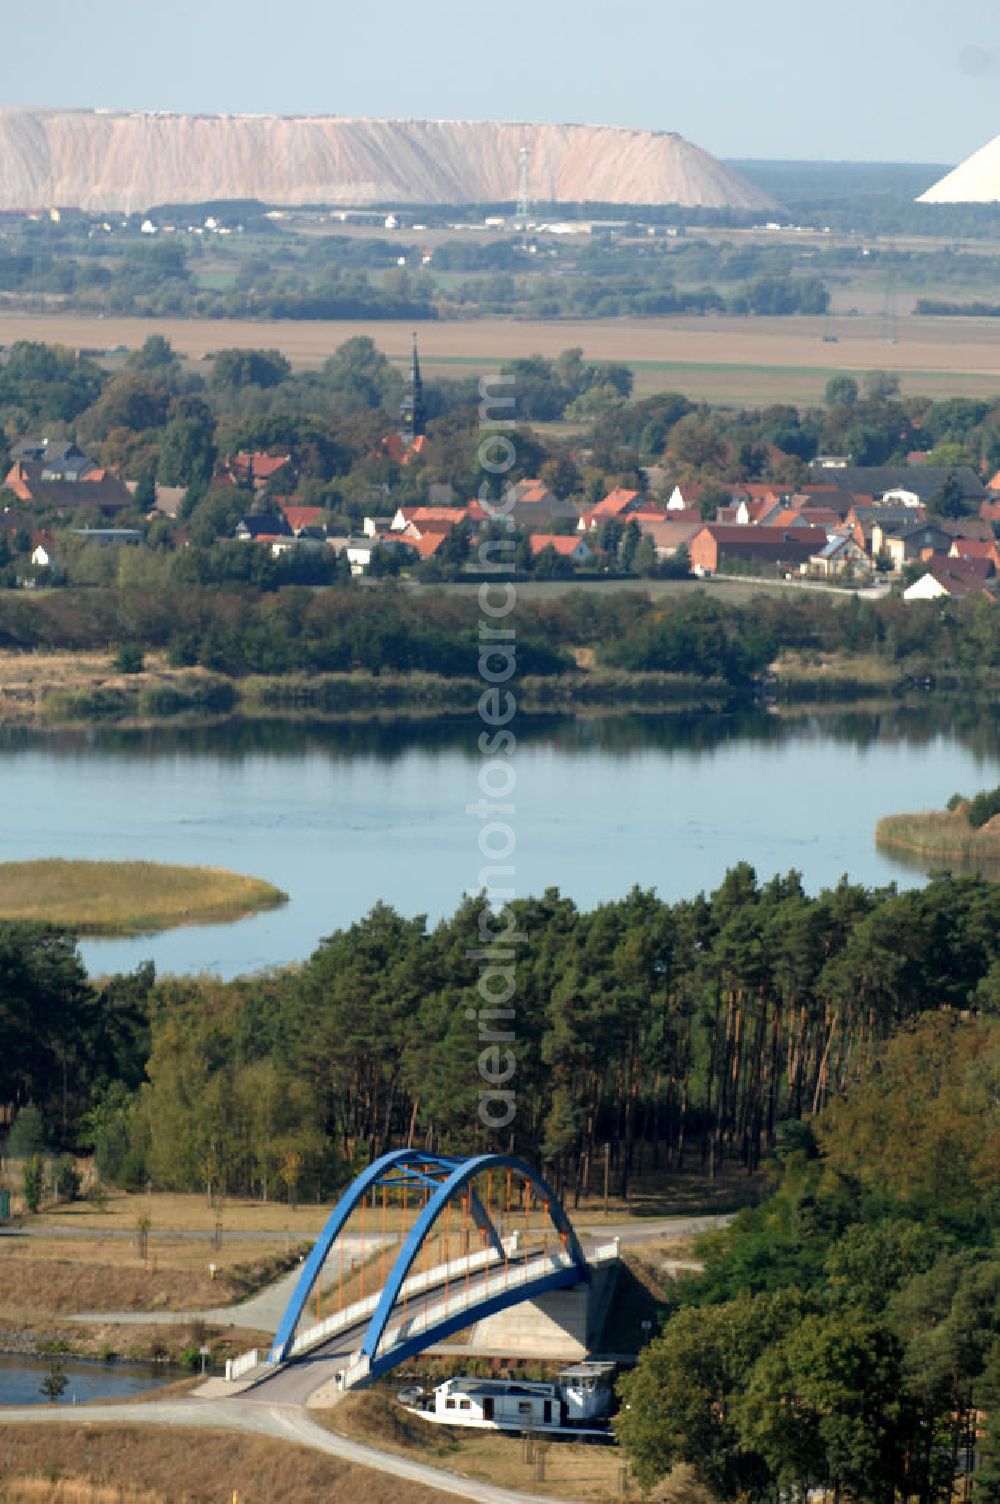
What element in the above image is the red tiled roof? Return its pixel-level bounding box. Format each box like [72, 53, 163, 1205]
[280, 504, 325, 533]
[700, 524, 829, 546]
[796, 508, 841, 528]
[231, 451, 291, 482]
[950, 538, 999, 562]
[920, 557, 995, 596]
[649, 507, 700, 525]
[516, 479, 554, 504]
[402, 505, 484, 526]
[402, 530, 447, 557]
[588, 487, 640, 520]
[626, 508, 672, 525]
[529, 534, 585, 557]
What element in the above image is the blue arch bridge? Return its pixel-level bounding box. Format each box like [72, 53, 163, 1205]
[225, 1150, 618, 1397]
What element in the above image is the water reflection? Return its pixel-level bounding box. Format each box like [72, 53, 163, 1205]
[0, 702, 997, 980]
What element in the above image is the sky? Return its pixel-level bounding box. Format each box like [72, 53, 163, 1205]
[5, 0, 1000, 164]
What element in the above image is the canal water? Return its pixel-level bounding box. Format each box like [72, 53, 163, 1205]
[0, 1353, 167, 1406]
[0, 705, 995, 979]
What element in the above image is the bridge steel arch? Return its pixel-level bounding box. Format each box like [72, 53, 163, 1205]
[359, 1153, 587, 1373]
[269, 1150, 587, 1366]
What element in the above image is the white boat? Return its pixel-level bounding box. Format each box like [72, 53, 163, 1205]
[397, 1362, 616, 1439]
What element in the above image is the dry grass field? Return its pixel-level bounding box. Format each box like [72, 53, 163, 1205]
[27, 1190, 335, 1238]
[0, 1426, 455, 1504]
[0, 1232, 303, 1316]
[876, 809, 1000, 865]
[4, 310, 1000, 403]
[323, 1390, 627, 1502]
[0, 860, 285, 935]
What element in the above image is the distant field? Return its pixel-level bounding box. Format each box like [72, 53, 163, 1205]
[4, 310, 1000, 403]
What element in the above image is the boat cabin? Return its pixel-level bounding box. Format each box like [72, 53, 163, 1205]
[403, 1363, 615, 1435]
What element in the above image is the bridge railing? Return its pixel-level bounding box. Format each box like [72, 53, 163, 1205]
[287, 1238, 511, 1359]
[379, 1247, 576, 1354]
[226, 1347, 262, 1382]
[227, 1235, 619, 1384]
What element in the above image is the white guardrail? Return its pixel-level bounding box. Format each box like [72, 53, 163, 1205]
[225, 1234, 620, 1383]
[227, 1347, 262, 1381]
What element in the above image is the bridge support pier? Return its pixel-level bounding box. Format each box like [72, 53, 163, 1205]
[459, 1259, 618, 1361]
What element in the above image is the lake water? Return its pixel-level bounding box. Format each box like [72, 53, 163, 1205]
[0, 1353, 166, 1406]
[1, 707, 998, 980]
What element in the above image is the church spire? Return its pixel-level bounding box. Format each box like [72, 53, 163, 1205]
[399, 333, 425, 443]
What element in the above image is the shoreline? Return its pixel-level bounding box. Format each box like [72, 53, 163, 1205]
[876, 810, 1000, 866]
[0, 655, 732, 730]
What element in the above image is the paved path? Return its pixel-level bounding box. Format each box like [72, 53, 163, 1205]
[70, 1236, 391, 1332]
[0, 1216, 732, 1503]
[0, 1226, 321, 1243]
[576, 1214, 731, 1245]
[66, 1217, 726, 1333]
[0, 1397, 583, 1504]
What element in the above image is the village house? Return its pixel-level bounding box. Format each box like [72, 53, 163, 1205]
[328, 533, 417, 576]
[665, 482, 703, 510]
[794, 485, 867, 521]
[851, 504, 928, 556]
[949, 537, 1000, 571]
[363, 515, 394, 537]
[939, 516, 996, 544]
[809, 532, 871, 579]
[870, 519, 953, 571]
[399, 530, 448, 560]
[278, 502, 327, 537]
[689, 524, 827, 576]
[639, 519, 702, 560]
[528, 534, 593, 564]
[390, 504, 485, 535]
[578, 487, 650, 531]
[5, 438, 132, 516]
[903, 557, 996, 601]
[11, 438, 95, 478]
[505, 479, 578, 529]
[235, 512, 291, 541]
[825, 464, 987, 509]
[223, 451, 295, 491]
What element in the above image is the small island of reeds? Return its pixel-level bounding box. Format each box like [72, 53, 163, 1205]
[877, 785, 1000, 867]
[0, 859, 287, 935]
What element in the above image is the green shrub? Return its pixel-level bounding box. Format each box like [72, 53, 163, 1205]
[113, 643, 145, 674]
[7, 1103, 48, 1159]
[22, 1155, 46, 1213]
[967, 785, 1000, 828]
[52, 1153, 81, 1203]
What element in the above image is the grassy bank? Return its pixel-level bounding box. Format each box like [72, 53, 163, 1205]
[0, 1427, 453, 1504]
[0, 648, 729, 728]
[876, 809, 1000, 864]
[321, 1390, 624, 1502]
[0, 860, 286, 935]
[771, 649, 901, 701]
